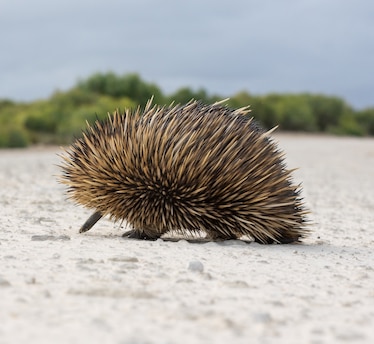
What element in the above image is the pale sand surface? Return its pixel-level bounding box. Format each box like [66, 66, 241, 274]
[0, 135, 373, 344]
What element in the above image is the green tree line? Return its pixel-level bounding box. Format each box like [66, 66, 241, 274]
[0, 72, 373, 148]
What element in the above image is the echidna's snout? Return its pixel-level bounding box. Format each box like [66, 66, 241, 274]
[79, 211, 103, 233]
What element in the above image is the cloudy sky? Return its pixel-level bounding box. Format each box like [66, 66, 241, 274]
[1, 0, 373, 108]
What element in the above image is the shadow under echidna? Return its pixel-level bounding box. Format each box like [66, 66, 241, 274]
[60, 99, 309, 244]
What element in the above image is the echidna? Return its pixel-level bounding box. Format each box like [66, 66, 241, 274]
[60, 99, 309, 244]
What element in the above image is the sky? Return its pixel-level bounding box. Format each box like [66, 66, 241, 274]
[0, 0, 373, 109]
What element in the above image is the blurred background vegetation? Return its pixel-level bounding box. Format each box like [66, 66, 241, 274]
[0, 72, 373, 148]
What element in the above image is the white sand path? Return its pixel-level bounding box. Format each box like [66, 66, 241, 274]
[0, 134, 373, 344]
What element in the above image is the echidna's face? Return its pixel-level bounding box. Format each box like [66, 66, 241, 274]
[60, 99, 308, 243]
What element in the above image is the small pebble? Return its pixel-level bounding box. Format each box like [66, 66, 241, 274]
[109, 256, 138, 262]
[252, 312, 272, 323]
[0, 276, 11, 287]
[31, 235, 70, 241]
[26, 277, 37, 285]
[188, 260, 204, 272]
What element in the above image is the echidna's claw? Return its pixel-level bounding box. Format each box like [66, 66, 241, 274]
[79, 211, 102, 233]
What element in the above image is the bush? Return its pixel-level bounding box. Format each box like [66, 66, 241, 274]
[24, 114, 57, 133]
[305, 94, 347, 132]
[271, 95, 317, 131]
[356, 108, 374, 135]
[1, 72, 374, 149]
[77, 72, 164, 106]
[167, 87, 220, 105]
[328, 115, 365, 136]
[56, 96, 136, 142]
[250, 97, 279, 130]
[227, 93, 279, 130]
[0, 128, 29, 148]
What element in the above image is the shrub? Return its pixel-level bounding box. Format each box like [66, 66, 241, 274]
[356, 108, 374, 135]
[328, 115, 365, 136]
[0, 128, 29, 148]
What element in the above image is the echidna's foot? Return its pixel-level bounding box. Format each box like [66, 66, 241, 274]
[253, 232, 302, 244]
[277, 229, 304, 244]
[277, 234, 302, 244]
[205, 231, 238, 241]
[122, 229, 160, 241]
[253, 236, 276, 244]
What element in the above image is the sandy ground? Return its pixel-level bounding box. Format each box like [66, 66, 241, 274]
[0, 134, 373, 344]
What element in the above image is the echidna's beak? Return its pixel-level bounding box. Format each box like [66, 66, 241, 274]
[79, 211, 103, 233]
